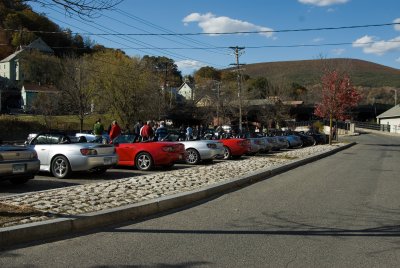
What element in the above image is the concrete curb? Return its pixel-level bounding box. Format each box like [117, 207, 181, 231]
[0, 142, 356, 248]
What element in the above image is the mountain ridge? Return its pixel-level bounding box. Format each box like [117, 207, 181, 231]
[241, 58, 400, 88]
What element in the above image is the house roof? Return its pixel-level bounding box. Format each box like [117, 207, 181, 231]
[0, 38, 53, 63]
[0, 50, 24, 63]
[177, 81, 194, 92]
[24, 38, 54, 54]
[22, 83, 58, 93]
[376, 105, 400, 119]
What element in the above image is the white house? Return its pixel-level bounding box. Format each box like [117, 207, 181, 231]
[0, 38, 54, 112]
[376, 104, 400, 133]
[177, 81, 194, 101]
[0, 38, 54, 82]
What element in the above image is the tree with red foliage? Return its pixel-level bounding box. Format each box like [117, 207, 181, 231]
[314, 70, 361, 144]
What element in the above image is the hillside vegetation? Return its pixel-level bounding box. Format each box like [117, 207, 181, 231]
[242, 58, 400, 88]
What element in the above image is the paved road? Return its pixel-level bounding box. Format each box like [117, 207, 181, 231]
[1, 133, 400, 267]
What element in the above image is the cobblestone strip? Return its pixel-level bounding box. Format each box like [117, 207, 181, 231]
[0, 144, 345, 227]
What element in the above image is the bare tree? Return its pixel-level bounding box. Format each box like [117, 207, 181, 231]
[24, 0, 122, 17]
[57, 56, 96, 132]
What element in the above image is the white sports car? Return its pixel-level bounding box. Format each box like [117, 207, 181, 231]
[162, 131, 224, 164]
[26, 132, 118, 178]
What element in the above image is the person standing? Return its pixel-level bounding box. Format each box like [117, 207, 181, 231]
[134, 120, 143, 136]
[186, 125, 193, 140]
[155, 122, 168, 141]
[93, 119, 104, 138]
[109, 120, 122, 142]
[140, 120, 154, 141]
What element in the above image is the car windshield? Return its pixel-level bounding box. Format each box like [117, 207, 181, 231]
[31, 133, 72, 144]
[113, 134, 139, 144]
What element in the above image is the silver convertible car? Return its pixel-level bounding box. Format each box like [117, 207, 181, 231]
[26, 132, 118, 178]
[162, 131, 224, 164]
[0, 145, 40, 184]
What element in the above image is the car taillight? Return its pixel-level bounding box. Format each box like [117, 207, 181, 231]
[31, 151, 38, 159]
[80, 148, 98, 155]
[162, 146, 174, 152]
[207, 143, 217, 149]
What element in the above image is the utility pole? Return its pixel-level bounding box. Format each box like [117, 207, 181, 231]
[230, 46, 245, 133]
[214, 81, 221, 126]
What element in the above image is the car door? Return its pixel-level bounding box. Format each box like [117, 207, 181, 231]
[29, 134, 59, 169]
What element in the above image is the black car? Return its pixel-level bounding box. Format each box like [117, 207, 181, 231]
[292, 131, 316, 146]
[306, 131, 328, 145]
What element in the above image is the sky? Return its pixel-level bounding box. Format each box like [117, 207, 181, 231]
[29, 0, 400, 75]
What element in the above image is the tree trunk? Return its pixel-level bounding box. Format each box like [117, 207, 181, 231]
[329, 114, 333, 145]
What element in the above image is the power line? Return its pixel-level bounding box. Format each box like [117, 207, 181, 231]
[114, 9, 230, 56]
[27, 39, 400, 50]
[2, 22, 399, 36]
[43, 5, 225, 68]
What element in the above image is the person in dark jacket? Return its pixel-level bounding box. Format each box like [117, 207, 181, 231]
[155, 122, 168, 141]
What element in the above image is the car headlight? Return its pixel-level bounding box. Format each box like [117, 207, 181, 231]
[31, 151, 38, 159]
[80, 148, 98, 155]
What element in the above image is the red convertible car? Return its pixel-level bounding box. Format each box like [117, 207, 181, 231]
[218, 138, 250, 160]
[113, 134, 185, 170]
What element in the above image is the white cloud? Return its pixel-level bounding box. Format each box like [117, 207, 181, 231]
[332, 48, 345, 55]
[396, 57, 400, 63]
[176, 60, 206, 75]
[394, 18, 400, 31]
[183, 12, 274, 38]
[298, 0, 349, 6]
[353, 35, 400, 55]
[312, 37, 324, 42]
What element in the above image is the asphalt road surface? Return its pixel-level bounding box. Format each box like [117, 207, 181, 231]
[1, 133, 400, 267]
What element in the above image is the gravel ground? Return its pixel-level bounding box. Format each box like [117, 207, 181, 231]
[0, 144, 346, 228]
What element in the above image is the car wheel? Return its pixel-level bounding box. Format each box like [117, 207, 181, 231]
[9, 176, 33, 185]
[223, 146, 231, 160]
[51, 155, 71, 179]
[135, 152, 153, 170]
[185, 148, 200, 164]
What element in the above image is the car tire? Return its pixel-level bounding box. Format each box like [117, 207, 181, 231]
[51, 155, 71, 179]
[9, 176, 33, 185]
[185, 148, 201, 165]
[223, 146, 231, 160]
[135, 152, 153, 170]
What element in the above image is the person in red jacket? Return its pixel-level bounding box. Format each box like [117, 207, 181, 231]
[109, 120, 122, 142]
[140, 120, 154, 141]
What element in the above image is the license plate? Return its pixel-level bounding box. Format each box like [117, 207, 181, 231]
[104, 157, 112, 165]
[12, 164, 25, 174]
[179, 154, 183, 160]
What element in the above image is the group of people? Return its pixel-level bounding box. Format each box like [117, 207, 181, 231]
[93, 119, 170, 143]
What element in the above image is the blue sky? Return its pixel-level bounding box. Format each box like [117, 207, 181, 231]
[30, 0, 400, 75]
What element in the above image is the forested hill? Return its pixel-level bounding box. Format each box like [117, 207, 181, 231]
[0, 0, 93, 60]
[241, 58, 400, 88]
